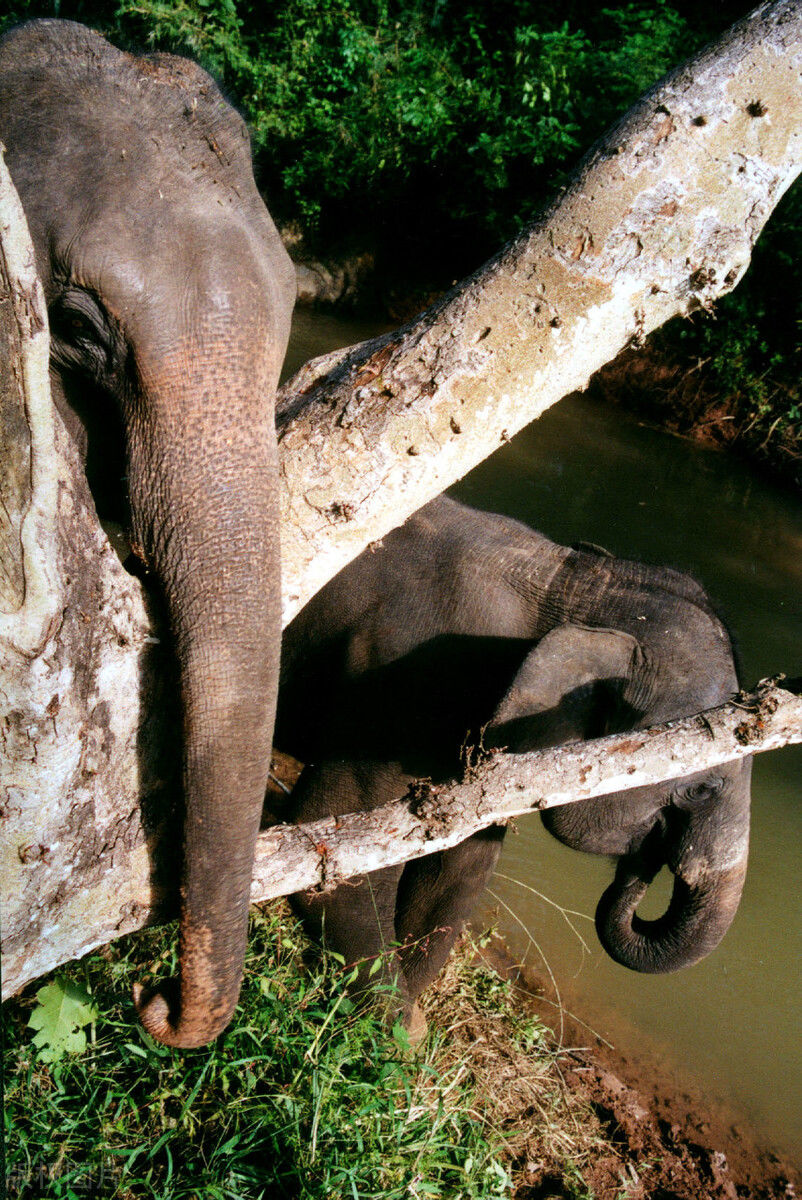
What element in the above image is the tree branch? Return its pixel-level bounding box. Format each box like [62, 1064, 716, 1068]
[249, 679, 802, 903]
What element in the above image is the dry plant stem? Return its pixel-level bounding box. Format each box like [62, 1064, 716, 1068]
[248, 680, 802, 903]
[276, 0, 802, 622]
[4, 3, 802, 996]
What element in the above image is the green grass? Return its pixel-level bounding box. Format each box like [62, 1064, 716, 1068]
[4, 908, 609, 1198]
[3, 908, 518, 1199]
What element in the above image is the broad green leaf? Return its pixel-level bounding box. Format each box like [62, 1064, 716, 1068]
[27, 979, 98, 1063]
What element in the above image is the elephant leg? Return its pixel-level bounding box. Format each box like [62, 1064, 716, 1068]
[291, 866, 411, 1016]
[395, 825, 505, 1001]
[288, 761, 413, 1018]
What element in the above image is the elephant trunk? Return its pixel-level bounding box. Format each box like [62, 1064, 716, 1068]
[129, 331, 282, 1048]
[595, 854, 747, 974]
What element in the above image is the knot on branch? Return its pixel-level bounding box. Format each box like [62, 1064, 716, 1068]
[408, 779, 450, 838]
[733, 675, 784, 744]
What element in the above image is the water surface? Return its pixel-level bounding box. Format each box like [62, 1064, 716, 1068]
[451, 396, 802, 1159]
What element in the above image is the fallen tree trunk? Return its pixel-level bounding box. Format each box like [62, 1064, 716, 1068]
[4, 674, 800, 995]
[250, 679, 802, 905]
[2, 1, 802, 997]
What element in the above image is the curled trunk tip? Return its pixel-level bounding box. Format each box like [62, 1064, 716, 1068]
[595, 858, 747, 974]
[133, 979, 238, 1049]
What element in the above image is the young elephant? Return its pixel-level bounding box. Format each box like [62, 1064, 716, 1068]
[276, 496, 751, 1024]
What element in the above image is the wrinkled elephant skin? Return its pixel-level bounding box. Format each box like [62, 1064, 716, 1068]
[0, 20, 296, 1047]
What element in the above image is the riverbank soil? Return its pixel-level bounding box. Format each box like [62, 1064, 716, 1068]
[451, 936, 800, 1200]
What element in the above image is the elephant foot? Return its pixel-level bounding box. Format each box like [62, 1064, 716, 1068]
[405, 1001, 428, 1048]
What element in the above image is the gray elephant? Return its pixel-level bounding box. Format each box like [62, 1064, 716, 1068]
[276, 495, 750, 1025]
[0, 20, 296, 1047]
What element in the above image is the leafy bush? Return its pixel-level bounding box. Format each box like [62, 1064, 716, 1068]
[0, 0, 696, 252]
[116, 1, 695, 251]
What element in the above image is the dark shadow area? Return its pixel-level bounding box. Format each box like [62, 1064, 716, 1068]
[277, 630, 535, 778]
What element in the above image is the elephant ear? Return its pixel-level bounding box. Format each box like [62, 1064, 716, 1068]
[487, 624, 645, 752]
[570, 540, 614, 557]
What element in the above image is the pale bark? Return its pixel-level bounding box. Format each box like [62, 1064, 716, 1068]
[249, 679, 802, 903]
[3, 1, 802, 997]
[0, 150, 175, 1000]
[4, 673, 800, 996]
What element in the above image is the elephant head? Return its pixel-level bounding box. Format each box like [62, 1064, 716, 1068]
[0, 21, 296, 1045]
[488, 617, 751, 974]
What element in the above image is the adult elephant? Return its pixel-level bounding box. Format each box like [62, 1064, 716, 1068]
[277, 495, 751, 1025]
[0, 20, 296, 1047]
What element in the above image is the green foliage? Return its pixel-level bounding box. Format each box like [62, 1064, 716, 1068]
[4, 908, 512, 1198]
[27, 979, 98, 1064]
[662, 179, 802, 478]
[0, 0, 696, 250]
[0, 1, 797, 471]
[107, 0, 693, 249]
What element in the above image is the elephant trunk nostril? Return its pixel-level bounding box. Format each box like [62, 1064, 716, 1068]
[133, 978, 239, 1050]
[595, 862, 673, 974]
[132, 982, 176, 1044]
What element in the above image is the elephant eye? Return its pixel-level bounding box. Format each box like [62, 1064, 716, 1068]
[49, 289, 115, 378]
[676, 776, 723, 807]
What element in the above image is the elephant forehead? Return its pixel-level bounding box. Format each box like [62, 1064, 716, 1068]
[0, 21, 255, 191]
[0, 49, 272, 280]
[62, 206, 284, 351]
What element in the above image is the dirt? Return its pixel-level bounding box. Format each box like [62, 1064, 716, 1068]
[482, 938, 800, 1200]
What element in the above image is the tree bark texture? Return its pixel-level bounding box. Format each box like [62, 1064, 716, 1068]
[3, 1, 802, 996]
[0, 152, 177, 997]
[249, 679, 802, 906]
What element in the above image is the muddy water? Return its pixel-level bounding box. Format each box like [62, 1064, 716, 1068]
[286, 310, 802, 1159]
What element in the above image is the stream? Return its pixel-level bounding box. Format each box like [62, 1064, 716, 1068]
[285, 309, 802, 1161]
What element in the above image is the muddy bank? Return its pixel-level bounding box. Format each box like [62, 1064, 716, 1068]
[475, 935, 800, 1200]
